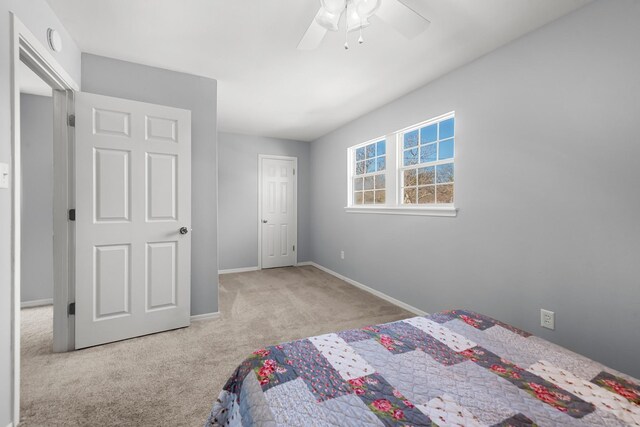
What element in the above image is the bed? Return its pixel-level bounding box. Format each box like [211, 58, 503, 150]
[205, 309, 640, 426]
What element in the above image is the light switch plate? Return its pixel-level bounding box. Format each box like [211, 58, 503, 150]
[0, 163, 9, 189]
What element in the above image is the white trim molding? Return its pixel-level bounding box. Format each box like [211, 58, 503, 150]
[10, 13, 80, 426]
[190, 312, 221, 322]
[218, 266, 260, 275]
[298, 262, 427, 316]
[345, 206, 457, 217]
[21, 298, 53, 308]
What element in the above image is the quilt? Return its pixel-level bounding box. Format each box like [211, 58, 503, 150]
[206, 309, 640, 426]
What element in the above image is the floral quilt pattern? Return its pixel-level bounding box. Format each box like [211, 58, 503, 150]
[206, 310, 640, 426]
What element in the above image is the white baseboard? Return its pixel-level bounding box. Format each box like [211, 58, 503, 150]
[21, 298, 53, 308]
[303, 262, 427, 316]
[296, 261, 313, 266]
[191, 312, 221, 322]
[7, 422, 14, 427]
[218, 266, 259, 275]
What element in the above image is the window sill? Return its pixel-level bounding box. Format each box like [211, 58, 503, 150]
[344, 205, 458, 217]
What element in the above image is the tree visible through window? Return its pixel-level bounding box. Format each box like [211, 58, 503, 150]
[400, 116, 454, 204]
[353, 140, 386, 205]
[347, 112, 455, 211]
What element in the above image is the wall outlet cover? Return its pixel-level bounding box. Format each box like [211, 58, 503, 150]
[541, 309, 555, 330]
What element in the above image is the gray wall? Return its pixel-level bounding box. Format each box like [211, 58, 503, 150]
[82, 53, 219, 316]
[309, 0, 640, 378]
[218, 133, 311, 270]
[1, 2, 81, 424]
[20, 93, 53, 303]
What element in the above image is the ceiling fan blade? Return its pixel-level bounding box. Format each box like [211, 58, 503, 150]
[376, 0, 430, 40]
[297, 8, 329, 50]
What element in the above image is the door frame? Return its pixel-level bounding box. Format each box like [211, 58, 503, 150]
[257, 154, 298, 270]
[10, 12, 79, 425]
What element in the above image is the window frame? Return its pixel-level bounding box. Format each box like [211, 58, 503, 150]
[347, 137, 392, 208]
[346, 111, 458, 217]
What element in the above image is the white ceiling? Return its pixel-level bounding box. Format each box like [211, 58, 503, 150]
[19, 61, 53, 97]
[46, 0, 589, 141]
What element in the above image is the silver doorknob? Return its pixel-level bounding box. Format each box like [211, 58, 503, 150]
[179, 227, 189, 235]
[262, 220, 267, 223]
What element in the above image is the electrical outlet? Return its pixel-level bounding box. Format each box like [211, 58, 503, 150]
[340, 250, 345, 260]
[541, 309, 555, 330]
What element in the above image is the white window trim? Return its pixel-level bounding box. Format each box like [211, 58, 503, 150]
[345, 205, 458, 217]
[346, 111, 457, 217]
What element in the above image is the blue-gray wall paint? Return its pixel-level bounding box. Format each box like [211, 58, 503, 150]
[20, 94, 54, 303]
[1, 2, 81, 424]
[82, 53, 219, 316]
[309, 0, 640, 378]
[218, 133, 311, 270]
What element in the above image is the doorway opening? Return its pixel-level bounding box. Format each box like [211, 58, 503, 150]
[18, 61, 59, 395]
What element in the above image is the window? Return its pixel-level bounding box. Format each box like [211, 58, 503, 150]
[347, 112, 456, 216]
[400, 115, 455, 205]
[352, 139, 386, 205]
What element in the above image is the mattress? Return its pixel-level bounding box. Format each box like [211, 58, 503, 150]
[205, 309, 640, 426]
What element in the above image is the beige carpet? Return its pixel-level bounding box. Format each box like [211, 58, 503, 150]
[20, 266, 412, 426]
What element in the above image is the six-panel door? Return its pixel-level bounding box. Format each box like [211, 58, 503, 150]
[261, 157, 296, 269]
[75, 92, 191, 349]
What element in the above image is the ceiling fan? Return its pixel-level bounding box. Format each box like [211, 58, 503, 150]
[297, 0, 431, 50]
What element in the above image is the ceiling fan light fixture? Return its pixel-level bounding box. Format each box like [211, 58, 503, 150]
[315, 8, 341, 31]
[320, 0, 347, 14]
[346, 0, 370, 33]
[355, 0, 381, 18]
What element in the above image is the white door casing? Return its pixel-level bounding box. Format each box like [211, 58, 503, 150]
[259, 156, 297, 269]
[75, 92, 191, 349]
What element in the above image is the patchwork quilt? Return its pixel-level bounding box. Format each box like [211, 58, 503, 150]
[205, 310, 640, 426]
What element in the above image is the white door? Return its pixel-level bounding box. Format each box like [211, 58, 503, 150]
[260, 156, 297, 269]
[74, 92, 191, 349]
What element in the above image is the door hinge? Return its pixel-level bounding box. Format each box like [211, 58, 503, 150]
[68, 114, 76, 127]
[68, 302, 75, 316]
[293, 168, 295, 175]
[68, 208, 76, 221]
[293, 245, 295, 251]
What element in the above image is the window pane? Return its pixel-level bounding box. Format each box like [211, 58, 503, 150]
[375, 174, 385, 189]
[420, 143, 437, 163]
[354, 177, 363, 191]
[404, 130, 419, 149]
[403, 148, 418, 166]
[418, 166, 435, 185]
[420, 124, 437, 144]
[376, 140, 386, 156]
[356, 147, 365, 161]
[366, 143, 376, 158]
[376, 156, 386, 171]
[366, 159, 376, 173]
[418, 186, 435, 204]
[356, 161, 365, 175]
[436, 163, 454, 183]
[364, 175, 375, 190]
[436, 184, 454, 203]
[439, 138, 454, 160]
[403, 187, 417, 204]
[375, 190, 386, 204]
[364, 191, 375, 204]
[403, 169, 417, 187]
[354, 192, 363, 205]
[439, 117, 455, 139]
